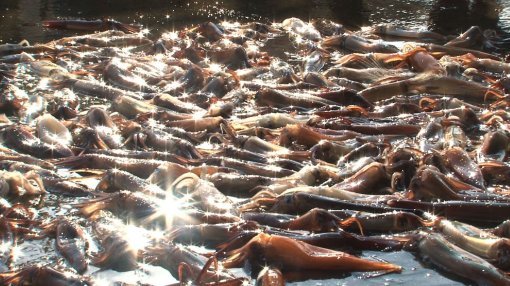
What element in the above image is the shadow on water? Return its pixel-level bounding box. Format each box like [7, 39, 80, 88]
[0, 0, 509, 44]
[429, 0, 502, 34]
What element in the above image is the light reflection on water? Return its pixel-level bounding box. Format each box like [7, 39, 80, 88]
[91, 263, 177, 286]
[0, 0, 509, 44]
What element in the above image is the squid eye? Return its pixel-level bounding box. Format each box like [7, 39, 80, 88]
[397, 217, 408, 229]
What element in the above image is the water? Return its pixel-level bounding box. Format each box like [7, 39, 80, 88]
[0, 0, 509, 44]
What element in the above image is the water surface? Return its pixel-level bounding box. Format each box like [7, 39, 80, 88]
[0, 0, 509, 45]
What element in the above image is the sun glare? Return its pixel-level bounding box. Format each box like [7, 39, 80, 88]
[124, 224, 149, 250]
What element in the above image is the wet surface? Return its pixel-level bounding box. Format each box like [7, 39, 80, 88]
[0, 1, 509, 286]
[0, 0, 510, 44]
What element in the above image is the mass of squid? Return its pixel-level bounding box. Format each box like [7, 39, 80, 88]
[0, 15, 510, 286]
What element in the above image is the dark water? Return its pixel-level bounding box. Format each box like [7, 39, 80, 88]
[0, 0, 509, 44]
